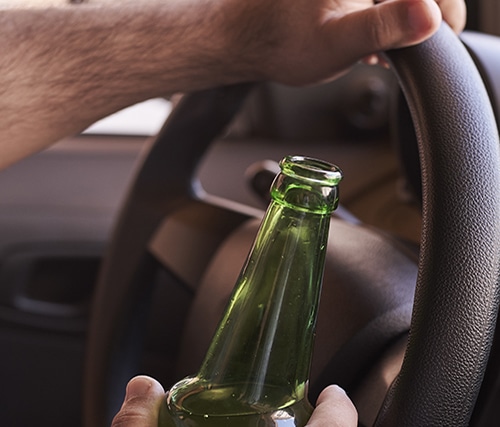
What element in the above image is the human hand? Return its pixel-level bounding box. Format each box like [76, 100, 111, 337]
[112, 376, 357, 427]
[306, 385, 358, 426]
[229, 0, 466, 85]
[111, 376, 165, 427]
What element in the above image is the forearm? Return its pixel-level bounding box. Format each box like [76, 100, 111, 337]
[0, 0, 466, 169]
[0, 0, 246, 168]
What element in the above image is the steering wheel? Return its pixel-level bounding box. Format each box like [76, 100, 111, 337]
[83, 24, 500, 427]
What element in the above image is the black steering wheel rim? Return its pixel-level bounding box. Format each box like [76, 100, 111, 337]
[83, 24, 500, 427]
[375, 24, 500, 425]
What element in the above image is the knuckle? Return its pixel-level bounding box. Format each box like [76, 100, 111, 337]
[111, 408, 147, 427]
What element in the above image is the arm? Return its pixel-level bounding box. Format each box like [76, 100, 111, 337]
[0, 0, 242, 166]
[0, 0, 465, 168]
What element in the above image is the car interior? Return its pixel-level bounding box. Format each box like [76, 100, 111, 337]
[1, 1, 500, 426]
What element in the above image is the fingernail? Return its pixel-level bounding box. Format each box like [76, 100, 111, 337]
[332, 384, 347, 395]
[125, 376, 153, 400]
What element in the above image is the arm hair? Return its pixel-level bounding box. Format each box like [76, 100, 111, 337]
[0, 0, 256, 167]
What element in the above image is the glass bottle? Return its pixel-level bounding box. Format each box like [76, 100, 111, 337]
[159, 155, 342, 427]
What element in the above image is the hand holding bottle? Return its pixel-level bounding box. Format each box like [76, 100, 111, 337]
[111, 376, 358, 427]
[308, 385, 358, 427]
[112, 376, 165, 427]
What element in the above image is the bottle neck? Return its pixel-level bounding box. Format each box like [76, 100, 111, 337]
[197, 198, 332, 403]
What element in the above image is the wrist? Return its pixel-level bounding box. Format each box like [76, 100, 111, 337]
[215, 0, 277, 85]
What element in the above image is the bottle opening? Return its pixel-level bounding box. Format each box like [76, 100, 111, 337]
[279, 156, 342, 186]
[271, 156, 342, 214]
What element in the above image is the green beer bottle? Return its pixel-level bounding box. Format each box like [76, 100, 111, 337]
[159, 155, 342, 427]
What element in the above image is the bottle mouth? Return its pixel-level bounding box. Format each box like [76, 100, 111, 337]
[279, 156, 342, 186]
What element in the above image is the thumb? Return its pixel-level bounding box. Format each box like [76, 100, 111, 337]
[306, 385, 358, 427]
[326, 0, 442, 65]
[111, 376, 166, 427]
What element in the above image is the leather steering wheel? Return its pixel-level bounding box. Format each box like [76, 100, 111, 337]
[83, 24, 500, 427]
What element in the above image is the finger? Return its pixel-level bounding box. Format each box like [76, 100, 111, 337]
[361, 54, 391, 69]
[306, 385, 358, 427]
[324, 0, 442, 66]
[435, 0, 467, 33]
[112, 376, 166, 427]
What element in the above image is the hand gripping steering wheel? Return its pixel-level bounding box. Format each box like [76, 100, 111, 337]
[83, 24, 500, 427]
